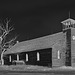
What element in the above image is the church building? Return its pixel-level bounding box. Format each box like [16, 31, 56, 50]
[3, 17, 75, 68]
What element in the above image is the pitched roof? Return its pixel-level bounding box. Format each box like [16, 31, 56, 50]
[61, 18, 75, 25]
[4, 32, 64, 54]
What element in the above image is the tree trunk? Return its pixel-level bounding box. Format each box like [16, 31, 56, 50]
[1, 52, 4, 65]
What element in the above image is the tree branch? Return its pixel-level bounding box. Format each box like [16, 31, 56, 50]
[5, 18, 11, 31]
[4, 36, 17, 46]
[0, 19, 14, 40]
[9, 25, 14, 32]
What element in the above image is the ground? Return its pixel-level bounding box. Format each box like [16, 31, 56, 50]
[0, 65, 75, 75]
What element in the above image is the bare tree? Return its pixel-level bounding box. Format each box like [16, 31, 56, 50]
[0, 18, 17, 65]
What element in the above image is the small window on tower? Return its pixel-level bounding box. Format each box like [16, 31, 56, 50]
[69, 25, 71, 27]
[68, 22, 70, 25]
[66, 23, 68, 25]
[72, 36, 75, 40]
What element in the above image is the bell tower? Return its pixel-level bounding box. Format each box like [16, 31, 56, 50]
[61, 18, 75, 31]
[61, 18, 75, 66]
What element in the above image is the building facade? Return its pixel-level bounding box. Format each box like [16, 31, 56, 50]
[3, 18, 75, 68]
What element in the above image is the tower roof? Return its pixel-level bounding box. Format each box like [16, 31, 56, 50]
[61, 18, 75, 25]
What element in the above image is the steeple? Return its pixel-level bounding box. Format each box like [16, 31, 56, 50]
[69, 11, 70, 19]
[61, 11, 75, 31]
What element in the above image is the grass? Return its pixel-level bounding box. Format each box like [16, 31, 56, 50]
[0, 65, 75, 75]
[0, 65, 51, 71]
[0, 65, 75, 72]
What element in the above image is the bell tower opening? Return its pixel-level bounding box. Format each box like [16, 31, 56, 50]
[61, 18, 75, 66]
[61, 18, 75, 31]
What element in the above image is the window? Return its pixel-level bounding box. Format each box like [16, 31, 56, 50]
[26, 54, 28, 61]
[37, 52, 40, 61]
[57, 50, 60, 59]
[9, 55, 11, 62]
[17, 54, 19, 61]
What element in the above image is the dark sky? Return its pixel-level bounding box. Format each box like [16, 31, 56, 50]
[0, 0, 75, 41]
